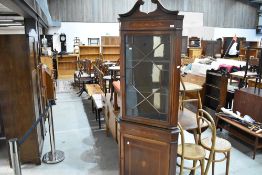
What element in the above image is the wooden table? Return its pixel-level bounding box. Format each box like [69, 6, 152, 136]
[103, 61, 116, 66]
[229, 71, 257, 84]
[85, 84, 104, 97]
[216, 114, 262, 159]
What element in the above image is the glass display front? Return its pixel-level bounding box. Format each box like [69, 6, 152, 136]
[125, 34, 171, 121]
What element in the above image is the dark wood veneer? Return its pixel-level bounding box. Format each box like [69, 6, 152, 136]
[118, 1, 183, 174]
[0, 21, 45, 164]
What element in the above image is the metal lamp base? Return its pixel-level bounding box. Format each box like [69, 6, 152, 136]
[42, 150, 65, 164]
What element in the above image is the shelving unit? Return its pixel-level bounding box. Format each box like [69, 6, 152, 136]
[57, 54, 78, 79]
[79, 45, 100, 61]
[204, 70, 228, 112]
[101, 45, 120, 61]
[101, 36, 120, 62]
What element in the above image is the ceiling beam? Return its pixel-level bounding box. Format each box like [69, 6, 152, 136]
[0, 0, 48, 28]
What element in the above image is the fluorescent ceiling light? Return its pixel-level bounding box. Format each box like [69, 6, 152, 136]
[0, 23, 22, 26]
[0, 19, 14, 22]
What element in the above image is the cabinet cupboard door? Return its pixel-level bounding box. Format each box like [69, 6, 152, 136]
[121, 134, 169, 175]
[124, 34, 172, 122]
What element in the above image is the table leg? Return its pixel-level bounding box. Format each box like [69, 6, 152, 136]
[95, 108, 98, 121]
[98, 109, 101, 129]
[253, 137, 258, 159]
[91, 99, 94, 113]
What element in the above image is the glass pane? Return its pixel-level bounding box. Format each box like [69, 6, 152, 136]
[125, 35, 171, 121]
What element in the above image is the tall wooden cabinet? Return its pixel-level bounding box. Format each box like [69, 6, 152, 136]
[119, 1, 183, 174]
[0, 33, 44, 164]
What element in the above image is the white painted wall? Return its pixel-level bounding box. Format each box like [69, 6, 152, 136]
[47, 11, 262, 52]
[213, 27, 260, 41]
[48, 22, 119, 52]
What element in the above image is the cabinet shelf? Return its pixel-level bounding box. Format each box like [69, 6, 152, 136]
[102, 45, 120, 47]
[206, 83, 220, 89]
[58, 61, 76, 63]
[80, 53, 100, 55]
[103, 53, 120, 55]
[206, 95, 219, 101]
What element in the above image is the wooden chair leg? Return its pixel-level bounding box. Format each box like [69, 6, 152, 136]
[192, 160, 197, 175]
[197, 91, 202, 109]
[226, 151, 231, 175]
[200, 159, 205, 175]
[212, 152, 215, 175]
[193, 130, 199, 144]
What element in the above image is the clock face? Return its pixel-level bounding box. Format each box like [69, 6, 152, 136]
[60, 35, 66, 42]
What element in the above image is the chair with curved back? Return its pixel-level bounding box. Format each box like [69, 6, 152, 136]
[74, 59, 93, 96]
[101, 64, 111, 96]
[177, 109, 216, 175]
[177, 123, 206, 175]
[199, 110, 232, 175]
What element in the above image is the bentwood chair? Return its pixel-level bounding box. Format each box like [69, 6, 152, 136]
[177, 123, 206, 175]
[177, 109, 216, 175]
[199, 110, 232, 175]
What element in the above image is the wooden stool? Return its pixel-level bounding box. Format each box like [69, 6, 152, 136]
[179, 81, 203, 110]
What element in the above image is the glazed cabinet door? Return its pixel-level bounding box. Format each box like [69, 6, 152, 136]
[122, 33, 178, 128]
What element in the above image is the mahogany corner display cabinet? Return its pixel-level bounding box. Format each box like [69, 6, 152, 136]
[118, 1, 184, 175]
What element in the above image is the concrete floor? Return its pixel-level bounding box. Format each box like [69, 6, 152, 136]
[0, 81, 118, 175]
[0, 80, 262, 175]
